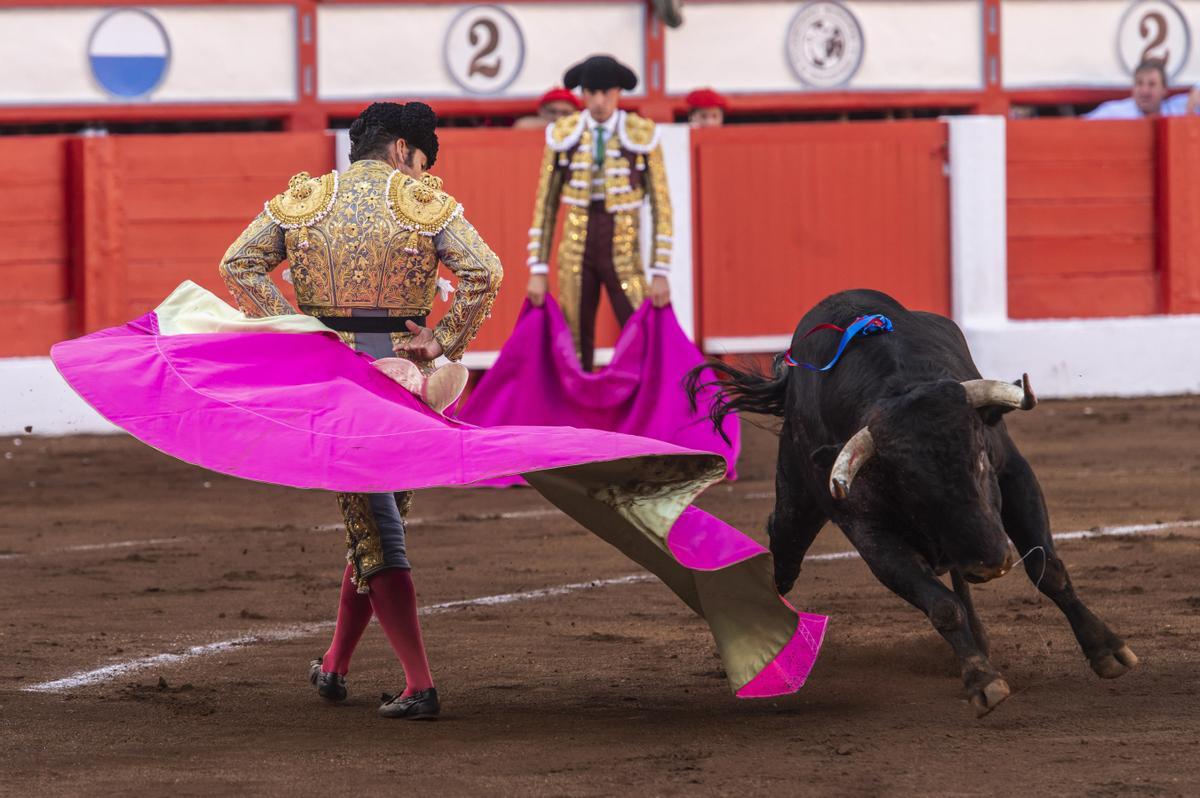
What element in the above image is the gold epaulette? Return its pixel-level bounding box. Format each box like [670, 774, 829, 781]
[618, 112, 660, 153]
[386, 172, 462, 249]
[547, 112, 585, 152]
[264, 171, 339, 229]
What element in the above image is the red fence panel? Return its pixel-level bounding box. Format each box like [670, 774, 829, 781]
[2, 136, 72, 357]
[1007, 119, 1159, 319]
[692, 121, 951, 343]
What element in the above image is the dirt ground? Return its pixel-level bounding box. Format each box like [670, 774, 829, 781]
[1, 397, 1199, 797]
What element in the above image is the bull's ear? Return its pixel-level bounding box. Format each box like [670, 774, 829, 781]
[810, 445, 840, 470]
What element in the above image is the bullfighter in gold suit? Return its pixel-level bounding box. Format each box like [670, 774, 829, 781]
[525, 55, 673, 371]
[219, 102, 503, 721]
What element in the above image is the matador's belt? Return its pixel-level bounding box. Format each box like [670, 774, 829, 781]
[315, 315, 428, 333]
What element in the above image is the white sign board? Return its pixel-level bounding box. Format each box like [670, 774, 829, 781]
[665, 0, 984, 94]
[0, 5, 297, 105]
[319, 2, 646, 101]
[1003, 0, 1200, 88]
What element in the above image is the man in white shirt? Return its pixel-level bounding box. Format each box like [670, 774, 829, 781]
[1086, 58, 1199, 119]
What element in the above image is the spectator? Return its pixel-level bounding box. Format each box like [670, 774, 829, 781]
[514, 87, 583, 129]
[1086, 58, 1198, 118]
[686, 88, 728, 127]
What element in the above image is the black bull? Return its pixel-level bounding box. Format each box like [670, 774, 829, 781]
[688, 289, 1136, 716]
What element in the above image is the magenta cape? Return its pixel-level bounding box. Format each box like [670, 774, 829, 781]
[50, 295, 824, 699]
[456, 298, 739, 484]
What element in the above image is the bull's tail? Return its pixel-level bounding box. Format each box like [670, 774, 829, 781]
[685, 354, 791, 443]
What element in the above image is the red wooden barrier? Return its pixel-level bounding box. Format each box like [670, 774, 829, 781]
[1158, 117, 1200, 314]
[1007, 119, 1159, 319]
[2, 137, 71, 357]
[692, 121, 951, 341]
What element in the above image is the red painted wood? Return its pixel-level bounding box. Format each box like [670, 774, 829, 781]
[1007, 118, 1161, 318]
[694, 121, 952, 339]
[1158, 117, 1200, 313]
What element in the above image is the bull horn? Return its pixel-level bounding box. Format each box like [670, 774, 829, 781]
[829, 427, 875, 500]
[962, 373, 1037, 411]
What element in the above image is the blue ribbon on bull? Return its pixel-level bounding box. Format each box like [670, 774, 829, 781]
[784, 314, 894, 372]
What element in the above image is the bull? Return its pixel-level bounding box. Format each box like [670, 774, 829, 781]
[688, 289, 1136, 716]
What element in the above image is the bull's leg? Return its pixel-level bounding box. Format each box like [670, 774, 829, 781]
[998, 450, 1137, 678]
[845, 523, 1010, 716]
[950, 571, 990, 658]
[768, 440, 828, 595]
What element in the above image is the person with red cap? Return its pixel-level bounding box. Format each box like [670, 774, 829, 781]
[686, 88, 728, 128]
[514, 87, 583, 129]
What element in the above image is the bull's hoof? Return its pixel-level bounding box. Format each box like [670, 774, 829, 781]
[967, 677, 1010, 718]
[1090, 645, 1138, 679]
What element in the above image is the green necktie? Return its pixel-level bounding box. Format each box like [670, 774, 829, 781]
[594, 126, 606, 163]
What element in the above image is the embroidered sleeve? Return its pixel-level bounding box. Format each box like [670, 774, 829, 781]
[646, 143, 674, 277]
[527, 142, 565, 276]
[432, 213, 503, 361]
[218, 211, 294, 317]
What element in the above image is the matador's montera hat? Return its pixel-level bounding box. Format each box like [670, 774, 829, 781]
[563, 55, 638, 92]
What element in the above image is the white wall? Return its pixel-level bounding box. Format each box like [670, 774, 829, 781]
[1003, 0, 1200, 88]
[665, 0, 983, 94]
[0, 359, 115, 436]
[0, 5, 297, 104]
[318, 2, 645, 101]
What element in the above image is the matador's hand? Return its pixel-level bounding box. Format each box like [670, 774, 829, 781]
[650, 274, 671, 308]
[527, 274, 549, 307]
[395, 321, 444, 361]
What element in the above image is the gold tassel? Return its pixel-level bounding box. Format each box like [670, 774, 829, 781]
[404, 230, 423, 255]
[636, 153, 646, 171]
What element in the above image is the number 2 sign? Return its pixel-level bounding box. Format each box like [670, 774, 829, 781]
[444, 5, 525, 94]
[1117, 0, 1191, 81]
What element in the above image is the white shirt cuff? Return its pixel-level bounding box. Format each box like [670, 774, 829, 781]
[648, 267, 670, 279]
[529, 262, 550, 275]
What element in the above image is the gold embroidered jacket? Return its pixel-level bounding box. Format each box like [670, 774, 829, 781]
[526, 110, 673, 329]
[219, 159, 503, 362]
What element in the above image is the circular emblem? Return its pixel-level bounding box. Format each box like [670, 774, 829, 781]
[786, 1, 864, 89]
[88, 8, 171, 99]
[1117, 0, 1190, 82]
[444, 5, 525, 95]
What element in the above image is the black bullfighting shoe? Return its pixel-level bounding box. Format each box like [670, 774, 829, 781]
[378, 687, 440, 720]
[309, 657, 347, 703]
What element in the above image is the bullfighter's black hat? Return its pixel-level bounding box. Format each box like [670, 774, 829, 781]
[563, 55, 638, 92]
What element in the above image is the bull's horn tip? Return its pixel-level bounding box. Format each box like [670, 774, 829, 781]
[1021, 372, 1038, 410]
[831, 478, 849, 500]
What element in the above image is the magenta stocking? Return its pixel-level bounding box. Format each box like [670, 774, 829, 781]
[321, 563, 373, 675]
[367, 568, 434, 697]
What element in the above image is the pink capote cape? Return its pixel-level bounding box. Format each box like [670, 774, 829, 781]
[50, 283, 824, 698]
[456, 297, 739, 485]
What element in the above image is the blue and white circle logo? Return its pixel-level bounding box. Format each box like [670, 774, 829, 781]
[88, 9, 171, 99]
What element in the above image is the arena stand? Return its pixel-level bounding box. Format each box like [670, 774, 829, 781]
[2, 0, 1199, 434]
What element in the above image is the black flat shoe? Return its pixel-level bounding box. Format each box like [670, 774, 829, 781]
[309, 657, 347, 703]
[378, 687, 440, 720]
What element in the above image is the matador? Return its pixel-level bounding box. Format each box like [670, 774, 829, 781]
[525, 55, 673, 371]
[219, 101, 503, 720]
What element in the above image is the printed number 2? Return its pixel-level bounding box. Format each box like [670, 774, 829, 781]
[1140, 12, 1170, 65]
[468, 18, 501, 78]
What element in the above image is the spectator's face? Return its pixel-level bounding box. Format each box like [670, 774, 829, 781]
[539, 100, 578, 122]
[1133, 68, 1167, 115]
[689, 107, 725, 128]
[583, 88, 621, 122]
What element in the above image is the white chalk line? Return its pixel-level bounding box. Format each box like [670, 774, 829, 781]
[0, 537, 185, 561]
[21, 575, 653, 693]
[16, 519, 1200, 693]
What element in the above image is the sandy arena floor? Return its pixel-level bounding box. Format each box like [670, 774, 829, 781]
[1, 397, 1198, 796]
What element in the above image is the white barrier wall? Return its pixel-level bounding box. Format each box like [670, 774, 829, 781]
[665, 0, 984, 93]
[1003, 0, 1200, 88]
[318, 2, 646, 101]
[0, 5, 297, 104]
